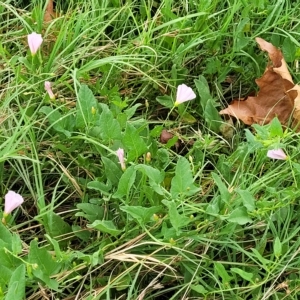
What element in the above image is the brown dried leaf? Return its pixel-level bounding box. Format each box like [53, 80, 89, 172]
[44, 0, 60, 23]
[292, 85, 300, 122]
[159, 129, 181, 150]
[256, 37, 293, 83]
[160, 129, 174, 144]
[255, 37, 283, 68]
[220, 37, 298, 126]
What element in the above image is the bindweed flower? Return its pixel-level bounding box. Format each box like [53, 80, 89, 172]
[174, 84, 196, 106]
[44, 81, 55, 100]
[116, 148, 126, 170]
[27, 32, 43, 55]
[4, 191, 24, 216]
[267, 149, 287, 160]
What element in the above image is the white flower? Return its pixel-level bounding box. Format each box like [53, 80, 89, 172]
[27, 32, 43, 55]
[267, 149, 287, 160]
[174, 84, 196, 106]
[4, 191, 24, 215]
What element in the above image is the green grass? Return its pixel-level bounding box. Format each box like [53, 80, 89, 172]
[1, 0, 300, 299]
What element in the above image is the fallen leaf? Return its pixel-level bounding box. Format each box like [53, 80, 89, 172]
[220, 37, 299, 126]
[44, 0, 60, 22]
[160, 129, 174, 144]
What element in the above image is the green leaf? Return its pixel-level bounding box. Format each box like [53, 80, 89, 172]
[234, 18, 251, 52]
[274, 236, 282, 258]
[269, 117, 283, 138]
[88, 220, 122, 236]
[195, 76, 221, 131]
[135, 164, 165, 195]
[28, 240, 61, 290]
[212, 173, 231, 203]
[72, 225, 91, 242]
[235, 36, 250, 52]
[190, 284, 208, 295]
[44, 212, 72, 240]
[161, 222, 177, 239]
[44, 234, 63, 261]
[236, 17, 250, 33]
[231, 267, 254, 283]
[206, 196, 220, 215]
[5, 264, 25, 300]
[227, 207, 253, 225]
[282, 37, 296, 63]
[0, 264, 12, 286]
[162, 200, 190, 234]
[120, 205, 161, 224]
[251, 248, 271, 267]
[40, 106, 72, 137]
[205, 57, 221, 75]
[170, 157, 200, 198]
[204, 99, 222, 131]
[117, 113, 128, 128]
[214, 262, 233, 283]
[124, 103, 142, 119]
[11, 233, 22, 255]
[0, 222, 13, 244]
[18, 57, 31, 69]
[75, 85, 98, 129]
[0, 246, 20, 269]
[102, 156, 122, 185]
[150, 125, 163, 137]
[180, 112, 197, 124]
[194, 75, 211, 111]
[113, 166, 137, 199]
[156, 95, 174, 108]
[236, 189, 256, 212]
[122, 123, 147, 161]
[165, 135, 179, 149]
[76, 203, 104, 222]
[230, 61, 243, 72]
[87, 180, 112, 194]
[98, 103, 121, 141]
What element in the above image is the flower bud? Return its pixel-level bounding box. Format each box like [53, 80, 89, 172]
[116, 148, 126, 171]
[146, 152, 151, 162]
[44, 81, 55, 100]
[153, 214, 159, 221]
[169, 238, 176, 245]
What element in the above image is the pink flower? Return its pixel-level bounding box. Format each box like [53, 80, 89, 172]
[44, 81, 55, 100]
[267, 149, 287, 160]
[174, 84, 196, 106]
[116, 148, 126, 170]
[4, 191, 24, 215]
[27, 32, 43, 55]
